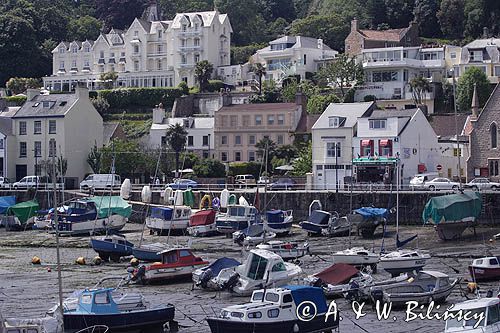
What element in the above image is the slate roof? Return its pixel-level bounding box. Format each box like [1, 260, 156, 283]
[429, 113, 470, 138]
[359, 28, 407, 42]
[0, 117, 12, 136]
[295, 113, 320, 133]
[218, 103, 298, 113]
[103, 122, 119, 145]
[312, 102, 375, 129]
[267, 36, 333, 51]
[367, 108, 419, 119]
[13, 94, 76, 118]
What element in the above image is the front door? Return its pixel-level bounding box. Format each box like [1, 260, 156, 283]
[15, 164, 27, 181]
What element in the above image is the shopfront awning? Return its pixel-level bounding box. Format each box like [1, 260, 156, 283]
[361, 140, 371, 146]
[379, 139, 390, 146]
[353, 157, 399, 165]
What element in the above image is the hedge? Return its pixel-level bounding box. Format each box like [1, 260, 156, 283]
[228, 162, 262, 178]
[206, 80, 225, 92]
[5, 95, 27, 106]
[98, 87, 184, 109]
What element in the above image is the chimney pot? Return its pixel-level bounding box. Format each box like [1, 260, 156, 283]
[351, 18, 358, 32]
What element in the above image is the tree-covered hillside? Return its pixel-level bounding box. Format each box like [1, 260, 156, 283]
[2, 0, 500, 86]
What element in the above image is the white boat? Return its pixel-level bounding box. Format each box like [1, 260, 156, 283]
[187, 209, 217, 237]
[371, 270, 458, 307]
[34, 205, 68, 230]
[379, 249, 431, 277]
[444, 296, 500, 332]
[1, 315, 60, 333]
[206, 286, 339, 333]
[216, 203, 259, 235]
[332, 247, 380, 271]
[260, 210, 293, 235]
[233, 224, 276, 246]
[145, 205, 192, 235]
[343, 273, 409, 302]
[255, 240, 310, 261]
[212, 249, 302, 296]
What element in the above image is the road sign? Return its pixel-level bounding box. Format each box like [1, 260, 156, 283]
[436, 164, 443, 171]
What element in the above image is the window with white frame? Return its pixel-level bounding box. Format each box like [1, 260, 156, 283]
[328, 117, 340, 128]
[134, 30, 139, 36]
[326, 142, 341, 158]
[72, 45, 78, 53]
[34, 121, 41, 134]
[49, 140, 56, 157]
[249, 135, 256, 145]
[19, 142, 27, 157]
[248, 151, 255, 162]
[158, 30, 162, 39]
[84, 45, 90, 52]
[471, 50, 483, 62]
[235, 151, 241, 161]
[221, 135, 227, 145]
[134, 60, 139, 71]
[277, 114, 285, 125]
[59, 61, 65, 70]
[221, 152, 227, 161]
[277, 135, 284, 144]
[194, 54, 200, 63]
[369, 119, 386, 129]
[0, 138, 3, 149]
[133, 45, 139, 54]
[187, 136, 193, 146]
[19, 121, 26, 135]
[71, 60, 77, 69]
[84, 59, 90, 68]
[267, 115, 274, 125]
[157, 59, 162, 70]
[182, 24, 187, 32]
[157, 44, 162, 53]
[34, 141, 41, 157]
[194, 38, 200, 46]
[49, 120, 56, 134]
[181, 54, 187, 64]
[235, 135, 241, 145]
[58, 46, 65, 53]
[490, 159, 499, 176]
[202, 135, 209, 146]
[255, 115, 262, 125]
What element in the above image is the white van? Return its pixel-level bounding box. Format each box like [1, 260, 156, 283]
[409, 172, 439, 190]
[80, 174, 121, 191]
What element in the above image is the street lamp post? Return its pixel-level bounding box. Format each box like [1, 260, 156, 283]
[335, 142, 339, 193]
[450, 67, 462, 189]
[208, 133, 211, 159]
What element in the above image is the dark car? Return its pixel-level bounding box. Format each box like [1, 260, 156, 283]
[268, 177, 297, 190]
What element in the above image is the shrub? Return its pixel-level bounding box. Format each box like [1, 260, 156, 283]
[307, 94, 340, 114]
[364, 95, 377, 102]
[5, 95, 27, 106]
[177, 81, 189, 95]
[91, 95, 109, 115]
[194, 159, 226, 178]
[343, 88, 356, 103]
[98, 87, 184, 109]
[206, 80, 225, 92]
[228, 162, 262, 178]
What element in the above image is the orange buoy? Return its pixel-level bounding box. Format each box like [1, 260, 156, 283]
[32, 256, 41, 265]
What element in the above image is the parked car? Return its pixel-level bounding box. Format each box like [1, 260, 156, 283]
[166, 178, 198, 190]
[79, 174, 121, 191]
[409, 172, 439, 190]
[257, 176, 270, 185]
[423, 177, 460, 191]
[0, 177, 11, 189]
[464, 178, 500, 191]
[13, 176, 64, 189]
[268, 177, 297, 190]
[235, 174, 256, 187]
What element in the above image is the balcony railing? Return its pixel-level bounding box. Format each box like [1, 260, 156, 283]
[179, 30, 202, 37]
[179, 63, 195, 68]
[178, 46, 202, 52]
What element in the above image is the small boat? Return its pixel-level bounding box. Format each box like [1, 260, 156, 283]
[343, 273, 409, 303]
[332, 247, 380, 271]
[187, 209, 217, 237]
[354, 207, 388, 238]
[131, 247, 208, 284]
[300, 210, 332, 235]
[444, 296, 500, 332]
[423, 192, 482, 240]
[255, 240, 310, 261]
[379, 249, 431, 277]
[469, 256, 500, 282]
[90, 234, 134, 262]
[52, 277, 175, 332]
[145, 205, 192, 235]
[206, 285, 339, 333]
[211, 249, 302, 296]
[132, 242, 168, 262]
[216, 199, 259, 235]
[2, 200, 39, 231]
[233, 224, 276, 246]
[260, 210, 293, 236]
[370, 270, 458, 307]
[55, 196, 131, 236]
[322, 214, 352, 237]
[192, 257, 241, 290]
[0, 314, 59, 333]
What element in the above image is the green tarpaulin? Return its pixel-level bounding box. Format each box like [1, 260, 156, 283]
[6, 200, 39, 224]
[183, 189, 195, 208]
[422, 192, 482, 225]
[87, 196, 132, 218]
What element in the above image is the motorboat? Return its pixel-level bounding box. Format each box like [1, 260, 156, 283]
[2, 200, 39, 231]
[300, 210, 333, 235]
[322, 214, 352, 237]
[444, 296, 500, 332]
[187, 209, 217, 237]
[132, 242, 167, 262]
[131, 247, 208, 284]
[260, 210, 293, 236]
[370, 270, 458, 307]
[233, 224, 276, 246]
[255, 240, 310, 261]
[212, 249, 302, 296]
[332, 247, 380, 271]
[206, 285, 339, 333]
[90, 234, 134, 262]
[50, 277, 175, 332]
[54, 196, 131, 236]
[354, 207, 388, 238]
[192, 257, 241, 290]
[469, 257, 500, 282]
[379, 249, 431, 277]
[343, 273, 409, 303]
[423, 192, 482, 240]
[145, 205, 192, 235]
[0, 314, 59, 333]
[216, 198, 260, 235]
[33, 205, 68, 230]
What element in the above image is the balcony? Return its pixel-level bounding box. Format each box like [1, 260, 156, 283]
[108, 58, 116, 64]
[362, 58, 445, 69]
[98, 58, 106, 64]
[178, 46, 202, 52]
[258, 48, 294, 59]
[118, 57, 126, 64]
[178, 30, 203, 37]
[82, 67, 91, 73]
[179, 63, 195, 68]
[147, 51, 168, 57]
[70, 67, 78, 74]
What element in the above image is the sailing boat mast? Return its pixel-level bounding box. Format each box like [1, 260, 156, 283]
[396, 155, 400, 236]
[51, 138, 63, 319]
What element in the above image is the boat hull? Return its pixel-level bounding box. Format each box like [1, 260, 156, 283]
[146, 217, 189, 234]
[63, 305, 174, 332]
[187, 223, 218, 237]
[132, 247, 162, 262]
[379, 258, 428, 276]
[216, 219, 251, 234]
[144, 264, 208, 283]
[207, 314, 338, 333]
[332, 254, 379, 266]
[261, 221, 293, 235]
[300, 222, 327, 235]
[468, 266, 500, 281]
[382, 280, 457, 307]
[435, 220, 476, 241]
[90, 239, 134, 260]
[57, 216, 127, 236]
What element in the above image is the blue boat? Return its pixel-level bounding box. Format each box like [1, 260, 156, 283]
[354, 207, 388, 238]
[61, 282, 175, 332]
[261, 210, 293, 235]
[90, 234, 134, 262]
[300, 210, 332, 235]
[132, 243, 167, 262]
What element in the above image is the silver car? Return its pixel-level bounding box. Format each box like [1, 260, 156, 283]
[423, 177, 460, 191]
[465, 178, 500, 191]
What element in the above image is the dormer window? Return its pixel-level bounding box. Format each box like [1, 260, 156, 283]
[134, 30, 139, 37]
[158, 30, 162, 38]
[329, 117, 340, 128]
[84, 45, 90, 52]
[72, 46, 78, 53]
[471, 50, 483, 62]
[369, 119, 386, 129]
[59, 46, 65, 53]
[133, 45, 139, 54]
[182, 24, 187, 32]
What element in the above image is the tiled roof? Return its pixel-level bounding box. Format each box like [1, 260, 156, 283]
[430, 113, 470, 138]
[13, 94, 76, 118]
[359, 28, 406, 42]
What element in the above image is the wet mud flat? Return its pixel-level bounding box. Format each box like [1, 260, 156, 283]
[0, 223, 500, 332]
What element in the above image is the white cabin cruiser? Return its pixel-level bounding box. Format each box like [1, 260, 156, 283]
[379, 249, 431, 277]
[212, 249, 302, 296]
[145, 205, 192, 235]
[444, 296, 500, 332]
[332, 247, 380, 271]
[216, 201, 259, 235]
[255, 240, 310, 261]
[233, 224, 276, 246]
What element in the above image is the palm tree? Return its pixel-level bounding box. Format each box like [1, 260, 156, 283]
[252, 63, 266, 95]
[87, 141, 102, 173]
[194, 60, 214, 92]
[165, 123, 188, 177]
[410, 76, 430, 106]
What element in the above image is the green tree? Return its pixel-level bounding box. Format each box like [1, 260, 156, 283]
[456, 67, 492, 113]
[101, 139, 148, 177]
[6, 77, 41, 94]
[410, 76, 430, 106]
[194, 60, 214, 92]
[249, 80, 282, 103]
[316, 54, 363, 97]
[437, 0, 465, 39]
[464, 0, 485, 39]
[291, 142, 312, 176]
[87, 141, 102, 173]
[275, 144, 298, 162]
[194, 159, 226, 178]
[413, 0, 440, 37]
[180, 152, 200, 169]
[251, 63, 267, 95]
[67, 15, 103, 41]
[384, 0, 415, 28]
[266, 17, 288, 40]
[99, 71, 118, 89]
[255, 137, 277, 172]
[307, 94, 341, 114]
[365, 0, 387, 28]
[96, 0, 147, 30]
[165, 123, 188, 176]
[91, 95, 110, 115]
[231, 43, 266, 65]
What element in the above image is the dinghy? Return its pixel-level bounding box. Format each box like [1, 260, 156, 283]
[192, 257, 241, 290]
[255, 240, 310, 261]
[132, 242, 167, 262]
[90, 234, 134, 262]
[379, 249, 431, 277]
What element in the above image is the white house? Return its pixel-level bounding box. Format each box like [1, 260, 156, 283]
[312, 102, 376, 190]
[10, 86, 103, 185]
[149, 106, 214, 158]
[43, 4, 232, 91]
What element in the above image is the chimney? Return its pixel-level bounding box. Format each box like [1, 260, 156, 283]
[317, 38, 324, 50]
[0, 98, 6, 111]
[219, 90, 232, 107]
[74, 83, 89, 100]
[26, 89, 40, 101]
[483, 27, 489, 39]
[351, 18, 358, 32]
[153, 103, 165, 124]
[295, 91, 307, 111]
[471, 83, 479, 119]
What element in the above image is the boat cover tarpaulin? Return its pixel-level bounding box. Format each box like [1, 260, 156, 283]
[203, 257, 240, 275]
[243, 224, 264, 237]
[7, 200, 39, 223]
[0, 196, 15, 214]
[314, 263, 359, 285]
[422, 192, 482, 225]
[183, 189, 195, 207]
[266, 210, 284, 223]
[151, 206, 173, 220]
[189, 210, 216, 226]
[88, 196, 132, 218]
[354, 207, 388, 219]
[309, 210, 330, 225]
[286, 285, 328, 314]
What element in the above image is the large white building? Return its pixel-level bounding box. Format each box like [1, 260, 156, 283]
[43, 5, 232, 91]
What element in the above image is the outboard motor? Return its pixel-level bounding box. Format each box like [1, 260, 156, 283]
[199, 268, 213, 288]
[345, 280, 360, 302]
[222, 272, 240, 290]
[312, 277, 324, 288]
[235, 233, 246, 246]
[131, 265, 146, 284]
[371, 289, 384, 308]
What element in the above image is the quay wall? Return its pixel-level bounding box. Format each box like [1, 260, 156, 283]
[3, 190, 499, 225]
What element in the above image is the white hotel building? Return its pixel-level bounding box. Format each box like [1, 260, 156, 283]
[43, 6, 232, 91]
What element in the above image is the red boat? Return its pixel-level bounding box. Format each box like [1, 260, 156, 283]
[187, 209, 217, 237]
[468, 257, 500, 281]
[131, 247, 208, 284]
